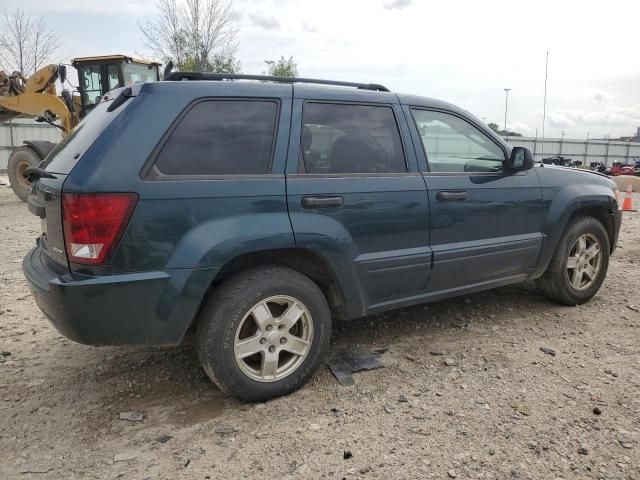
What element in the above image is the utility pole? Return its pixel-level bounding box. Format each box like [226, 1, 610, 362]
[585, 132, 589, 166]
[504, 88, 511, 140]
[542, 51, 549, 142]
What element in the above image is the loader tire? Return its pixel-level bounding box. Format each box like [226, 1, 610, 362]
[8, 146, 41, 202]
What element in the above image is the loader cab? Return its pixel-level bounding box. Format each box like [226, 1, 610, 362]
[72, 55, 160, 117]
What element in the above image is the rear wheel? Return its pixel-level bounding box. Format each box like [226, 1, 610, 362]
[8, 146, 41, 202]
[536, 216, 610, 305]
[197, 265, 332, 401]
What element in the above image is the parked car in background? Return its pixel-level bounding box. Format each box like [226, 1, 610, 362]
[23, 74, 622, 401]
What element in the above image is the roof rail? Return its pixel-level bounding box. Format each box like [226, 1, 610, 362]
[163, 72, 390, 92]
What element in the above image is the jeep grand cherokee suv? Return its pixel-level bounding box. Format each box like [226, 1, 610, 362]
[23, 73, 622, 401]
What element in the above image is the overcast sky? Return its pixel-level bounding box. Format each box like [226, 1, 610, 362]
[14, 0, 640, 139]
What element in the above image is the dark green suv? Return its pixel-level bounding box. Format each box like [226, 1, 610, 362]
[23, 73, 622, 400]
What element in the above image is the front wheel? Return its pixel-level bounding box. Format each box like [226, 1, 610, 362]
[536, 216, 610, 305]
[197, 266, 332, 401]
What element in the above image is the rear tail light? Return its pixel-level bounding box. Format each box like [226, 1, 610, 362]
[62, 193, 138, 265]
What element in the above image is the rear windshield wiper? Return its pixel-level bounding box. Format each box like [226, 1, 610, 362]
[24, 167, 57, 182]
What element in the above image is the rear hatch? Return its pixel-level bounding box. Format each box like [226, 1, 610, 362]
[28, 89, 134, 271]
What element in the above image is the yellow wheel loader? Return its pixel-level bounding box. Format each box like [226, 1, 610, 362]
[0, 55, 161, 201]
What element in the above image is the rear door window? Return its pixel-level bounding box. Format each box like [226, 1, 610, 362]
[149, 100, 279, 177]
[300, 103, 406, 174]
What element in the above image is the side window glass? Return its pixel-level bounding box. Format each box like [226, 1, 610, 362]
[152, 100, 278, 176]
[80, 65, 103, 107]
[301, 103, 406, 174]
[412, 109, 505, 173]
[107, 64, 120, 90]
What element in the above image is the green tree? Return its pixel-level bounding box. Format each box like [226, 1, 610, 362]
[487, 122, 500, 133]
[182, 53, 241, 73]
[140, 0, 239, 73]
[265, 56, 298, 77]
[209, 53, 241, 73]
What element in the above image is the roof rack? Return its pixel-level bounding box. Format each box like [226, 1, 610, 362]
[163, 72, 390, 92]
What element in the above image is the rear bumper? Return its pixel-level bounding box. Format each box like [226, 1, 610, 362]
[22, 247, 217, 346]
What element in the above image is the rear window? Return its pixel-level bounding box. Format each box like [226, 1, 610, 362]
[43, 100, 122, 174]
[149, 100, 278, 177]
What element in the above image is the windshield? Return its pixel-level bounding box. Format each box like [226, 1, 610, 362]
[123, 63, 157, 85]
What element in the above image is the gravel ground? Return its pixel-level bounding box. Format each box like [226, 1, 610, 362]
[0, 183, 639, 480]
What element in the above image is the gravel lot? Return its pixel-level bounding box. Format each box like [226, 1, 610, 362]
[1, 183, 639, 479]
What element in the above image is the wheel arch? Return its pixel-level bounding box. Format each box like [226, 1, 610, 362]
[207, 248, 352, 319]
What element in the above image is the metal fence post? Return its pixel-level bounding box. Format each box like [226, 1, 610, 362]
[605, 136, 610, 167]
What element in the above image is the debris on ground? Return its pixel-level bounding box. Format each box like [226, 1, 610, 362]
[539, 347, 557, 356]
[443, 357, 458, 366]
[617, 433, 636, 449]
[19, 464, 53, 474]
[114, 451, 139, 462]
[326, 349, 385, 386]
[119, 411, 144, 422]
[511, 404, 530, 416]
[156, 435, 173, 443]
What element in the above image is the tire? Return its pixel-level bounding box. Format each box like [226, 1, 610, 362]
[536, 216, 610, 305]
[8, 146, 41, 202]
[197, 265, 332, 401]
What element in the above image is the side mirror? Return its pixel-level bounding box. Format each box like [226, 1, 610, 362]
[505, 146, 534, 172]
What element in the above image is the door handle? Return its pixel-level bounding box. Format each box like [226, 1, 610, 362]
[437, 191, 467, 201]
[301, 196, 344, 208]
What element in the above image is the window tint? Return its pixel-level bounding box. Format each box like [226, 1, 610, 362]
[301, 103, 406, 174]
[153, 100, 278, 176]
[412, 110, 505, 173]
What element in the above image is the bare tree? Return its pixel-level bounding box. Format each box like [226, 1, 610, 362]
[0, 9, 58, 75]
[140, 0, 239, 72]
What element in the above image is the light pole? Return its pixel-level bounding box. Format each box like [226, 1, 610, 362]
[503, 88, 511, 138]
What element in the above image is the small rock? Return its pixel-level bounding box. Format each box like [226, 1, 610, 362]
[347, 467, 357, 475]
[1, 351, 10, 357]
[309, 423, 321, 431]
[359, 466, 371, 474]
[540, 347, 556, 356]
[383, 405, 394, 414]
[593, 407, 602, 415]
[443, 357, 458, 367]
[578, 447, 589, 455]
[448, 468, 458, 478]
[343, 451, 353, 460]
[156, 434, 173, 443]
[488, 446, 496, 455]
[215, 427, 239, 435]
[119, 411, 144, 422]
[618, 433, 636, 449]
[114, 451, 139, 462]
[430, 351, 444, 356]
[398, 394, 408, 403]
